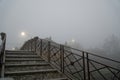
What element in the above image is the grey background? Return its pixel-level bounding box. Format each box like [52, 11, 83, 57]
[0, 0, 120, 50]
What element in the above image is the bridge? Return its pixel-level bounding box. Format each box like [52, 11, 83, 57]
[0, 32, 120, 80]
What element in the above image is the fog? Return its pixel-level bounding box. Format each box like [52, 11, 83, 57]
[0, 0, 120, 52]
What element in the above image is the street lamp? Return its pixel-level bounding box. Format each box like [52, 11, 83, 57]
[71, 39, 75, 43]
[12, 47, 15, 50]
[21, 32, 26, 36]
[20, 31, 33, 42]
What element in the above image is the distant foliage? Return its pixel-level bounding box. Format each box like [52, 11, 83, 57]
[102, 35, 120, 61]
[90, 35, 120, 61]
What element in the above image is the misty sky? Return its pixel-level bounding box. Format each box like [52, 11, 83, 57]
[0, 0, 120, 49]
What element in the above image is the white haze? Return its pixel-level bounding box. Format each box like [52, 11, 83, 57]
[0, 0, 120, 50]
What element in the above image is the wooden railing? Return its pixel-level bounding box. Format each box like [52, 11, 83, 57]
[21, 37, 120, 80]
[0, 32, 6, 77]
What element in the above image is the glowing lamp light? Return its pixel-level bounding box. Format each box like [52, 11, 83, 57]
[12, 48, 15, 50]
[71, 39, 75, 43]
[21, 32, 26, 36]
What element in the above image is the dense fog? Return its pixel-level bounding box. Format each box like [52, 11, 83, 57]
[0, 0, 120, 60]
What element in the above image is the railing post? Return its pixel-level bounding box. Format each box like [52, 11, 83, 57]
[34, 40, 36, 52]
[34, 37, 38, 52]
[30, 40, 32, 51]
[40, 39, 42, 56]
[0, 32, 6, 78]
[60, 45, 64, 73]
[83, 52, 86, 80]
[27, 41, 30, 51]
[48, 41, 51, 63]
[86, 53, 90, 80]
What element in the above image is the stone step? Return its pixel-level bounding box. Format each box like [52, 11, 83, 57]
[5, 50, 69, 80]
[0, 78, 14, 80]
[6, 50, 34, 53]
[5, 65, 53, 72]
[44, 78, 68, 80]
[6, 55, 40, 58]
[6, 53, 36, 55]
[5, 60, 46, 64]
[5, 63, 52, 72]
[5, 58, 44, 61]
[5, 69, 58, 75]
[5, 63, 49, 67]
[5, 72, 66, 80]
[6, 51, 36, 55]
